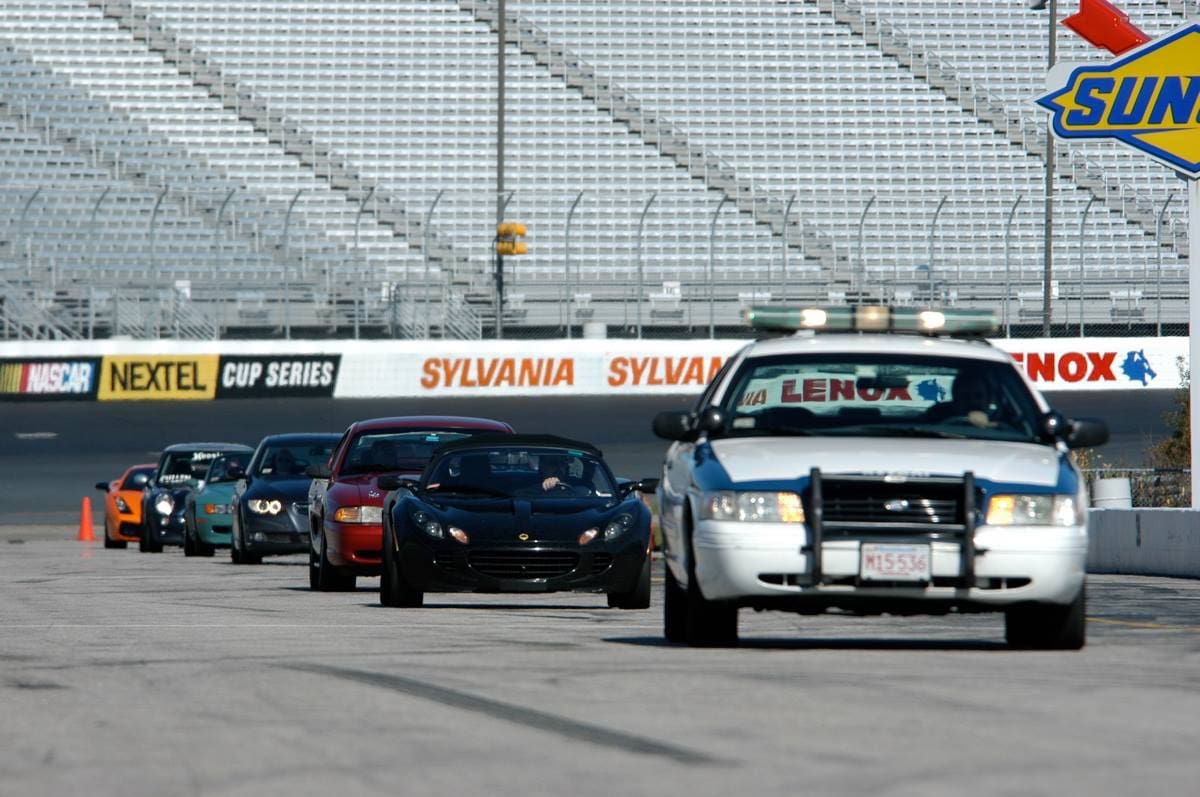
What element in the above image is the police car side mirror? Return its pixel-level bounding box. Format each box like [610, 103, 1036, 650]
[305, 463, 332, 479]
[1065, 417, 1109, 449]
[653, 410, 694, 441]
[697, 407, 725, 433]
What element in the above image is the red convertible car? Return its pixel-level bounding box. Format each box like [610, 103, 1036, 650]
[306, 416, 514, 591]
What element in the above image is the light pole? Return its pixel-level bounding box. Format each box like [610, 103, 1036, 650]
[495, 0, 507, 339]
[1032, 0, 1058, 336]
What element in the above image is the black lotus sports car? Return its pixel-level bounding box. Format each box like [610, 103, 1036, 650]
[377, 434, 658, 609]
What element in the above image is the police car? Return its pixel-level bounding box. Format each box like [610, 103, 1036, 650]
[653, 305, 1108, 649]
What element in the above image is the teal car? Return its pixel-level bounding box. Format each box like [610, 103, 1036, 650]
[183, 452, 252, 557]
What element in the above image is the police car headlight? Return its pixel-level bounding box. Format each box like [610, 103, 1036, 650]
[154, 494, 175, 516]
[701, 492, 805, 523]
[333, 505, 383, 524]
[986, 495, 1081, 526]
[248, 499, 284, 515]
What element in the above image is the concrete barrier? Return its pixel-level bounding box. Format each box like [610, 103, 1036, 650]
[1088, 509, 1200, 578]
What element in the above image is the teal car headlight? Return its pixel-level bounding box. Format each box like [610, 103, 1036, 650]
[986, 494, 1081, 526]
[204, 503, 232, 515]
[700, 491, 805, 523]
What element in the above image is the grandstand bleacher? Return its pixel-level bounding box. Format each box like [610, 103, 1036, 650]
[0, 0, 1189, 339]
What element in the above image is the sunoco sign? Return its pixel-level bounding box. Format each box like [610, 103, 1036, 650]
[1038, 23, 1200, 177]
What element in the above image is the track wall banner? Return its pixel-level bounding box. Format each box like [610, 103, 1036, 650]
[0, 358, 100, 400]
[97, 355, 219, 401]
[0, 337, 1187, 399]
[215, 355, 340, 398]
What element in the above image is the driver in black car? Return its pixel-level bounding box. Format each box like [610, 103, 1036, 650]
[538, 454, 591, 495]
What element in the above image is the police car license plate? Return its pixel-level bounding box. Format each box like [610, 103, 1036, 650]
[860, 543, 931, 582]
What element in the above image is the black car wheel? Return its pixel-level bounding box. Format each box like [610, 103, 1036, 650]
[380, 525, 423, 608]
[1005, 585, 1086, 650]
[141, 521, 162, 553]
[608, 553, 651, 610]
[316, 530, 356, 592]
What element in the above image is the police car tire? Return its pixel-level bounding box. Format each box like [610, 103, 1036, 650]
[683, 535, 738, 647]
[608, 555, 651, 610]
[1005, 586, 1085, 650]
[663, 560, 688, 643]
[380, 526, 423, 608]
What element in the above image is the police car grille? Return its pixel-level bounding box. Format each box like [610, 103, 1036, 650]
[821, 483, 962, 526]
[468, 550, 579, 579]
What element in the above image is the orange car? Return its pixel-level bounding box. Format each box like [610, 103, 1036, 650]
[94, 464, 156, 549]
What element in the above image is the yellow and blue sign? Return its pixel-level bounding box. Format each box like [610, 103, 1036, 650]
[1038, 24, 1200, 177]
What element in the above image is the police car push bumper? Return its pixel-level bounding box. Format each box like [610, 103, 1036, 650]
[692, 519, 1086, 605]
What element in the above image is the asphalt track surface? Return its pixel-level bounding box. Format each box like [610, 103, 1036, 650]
[0, 543, 1198, 796]
[0, 390, 1178, 527]
[0, 392, 1197, 795]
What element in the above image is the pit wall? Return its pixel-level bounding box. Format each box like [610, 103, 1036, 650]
[1088, 509, 1200, 578]
[0, 336, 1184, 400]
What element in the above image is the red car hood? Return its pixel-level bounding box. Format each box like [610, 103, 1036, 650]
[330, 472, 422, 506]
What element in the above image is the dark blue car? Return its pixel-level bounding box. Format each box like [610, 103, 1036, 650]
[229, 433, 341, 564]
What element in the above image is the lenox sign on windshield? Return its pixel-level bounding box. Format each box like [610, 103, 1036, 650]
[1037, 24, 1200, 177]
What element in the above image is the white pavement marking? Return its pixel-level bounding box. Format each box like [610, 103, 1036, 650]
[13, 432, 58, 440]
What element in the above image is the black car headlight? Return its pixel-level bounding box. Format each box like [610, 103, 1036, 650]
[603, 513, 634, 541]
[411, 510, 443, 539]
[154, 493, 175, 516]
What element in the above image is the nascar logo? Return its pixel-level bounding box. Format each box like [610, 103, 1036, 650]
[1037, 24, 1200, 177]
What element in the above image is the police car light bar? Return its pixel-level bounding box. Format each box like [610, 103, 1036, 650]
[744, 305, 997, 336]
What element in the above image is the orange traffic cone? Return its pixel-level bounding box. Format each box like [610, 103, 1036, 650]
[78, 496, 96, 542]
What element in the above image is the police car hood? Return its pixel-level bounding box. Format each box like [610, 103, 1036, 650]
[710, 437, 1060, 487]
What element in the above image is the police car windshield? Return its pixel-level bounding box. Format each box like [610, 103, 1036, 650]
[717, 353, 1042, 442]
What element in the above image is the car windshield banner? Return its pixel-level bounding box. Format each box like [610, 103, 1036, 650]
[216, 355, 340, 398]
[0, 358, 100, 400]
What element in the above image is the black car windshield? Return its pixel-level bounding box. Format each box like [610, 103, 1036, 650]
[156, 450, 230, 486]
[716, 353, 1043, 443]
[340, 430, 477, 476]
[425, 446, 616, 499]
[255, 440, 338, 478]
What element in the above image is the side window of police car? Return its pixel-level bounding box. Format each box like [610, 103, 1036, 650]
[691, 354, 739, 432]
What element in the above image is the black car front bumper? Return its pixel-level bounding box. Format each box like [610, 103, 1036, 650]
[398, 536, 647, 594]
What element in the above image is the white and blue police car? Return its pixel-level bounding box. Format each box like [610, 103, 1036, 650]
[653, 306, 1108, 649]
